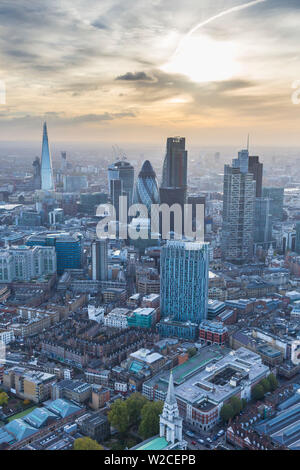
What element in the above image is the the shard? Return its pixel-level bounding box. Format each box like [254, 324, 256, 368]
[41, 122, 54, 191]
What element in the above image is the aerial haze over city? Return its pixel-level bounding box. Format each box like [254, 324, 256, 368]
[0, 0, 300, 459]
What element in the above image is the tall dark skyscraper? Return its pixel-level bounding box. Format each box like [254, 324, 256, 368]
[41, 122, 54, 191]
[249, 156, 263, 197]
[161, 137, 187, 190]
[160, 137, 188, 236]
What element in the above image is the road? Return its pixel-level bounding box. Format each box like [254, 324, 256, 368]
[183, 430, 230, 450]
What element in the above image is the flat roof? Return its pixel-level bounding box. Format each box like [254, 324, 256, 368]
[175, 347, 269, 406]
[143, 345, 229, 394]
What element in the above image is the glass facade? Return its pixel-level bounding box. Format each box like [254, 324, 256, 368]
[108, 159, 134, 205]
[27, 232, 82, 275]
[41, 122, 54, 191]
[133, 160, 160, 214]
[262, 187, 284, 222]
[160, 241, 209, 324]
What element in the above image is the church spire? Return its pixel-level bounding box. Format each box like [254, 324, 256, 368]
[166, 370, 177, 406]
[160, 370, 184, 446]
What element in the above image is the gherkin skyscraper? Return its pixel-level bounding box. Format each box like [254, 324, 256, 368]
[133, 160, 160, 214]
[41, 122, 54, 191]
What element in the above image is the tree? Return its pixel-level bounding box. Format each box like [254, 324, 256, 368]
[187, 347, 197, 358]
[126, 393, 148, 426]
[260, 378, 271, 394]
[108, 399, 129, 434]
[252, 384, 265, 401]
[230, 396, 242, 416]
[220, 404, 234, 423]
[138, 401, 163, 439]
[74, 437, 104, 450]
[267, 374, 278, 391]
[0, 392, 9, 407]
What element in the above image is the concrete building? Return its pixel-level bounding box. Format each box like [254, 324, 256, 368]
[103, 308, 130, 329]
[0, 245, 56, 283]
[0, 329, 15, 345]
[78, 412, 110, 443]
[143, 347, 269, 431]
[91, 239, 108, 281]
[51, 379, 92, 404]
[3, 367, 56, 403]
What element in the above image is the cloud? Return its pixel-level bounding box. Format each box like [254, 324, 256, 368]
[71, 112, 136, 123]
[91, 19, 108, 30]
[116, 71, 154, 81]
[0, 0, 299, 142]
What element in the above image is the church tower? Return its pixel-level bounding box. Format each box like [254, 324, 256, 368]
[160, 371, 183, 445]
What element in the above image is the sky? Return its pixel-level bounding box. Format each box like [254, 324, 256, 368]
[1, 0, 300, 146]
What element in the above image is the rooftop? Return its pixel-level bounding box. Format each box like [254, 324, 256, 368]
[133, 436, 169, 451]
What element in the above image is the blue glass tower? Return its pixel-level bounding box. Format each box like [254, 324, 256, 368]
[160, 241, 209, 324]
[26, 232, 82, 275]
[133, 160, 160, 214]
[41, 122, 54, 191]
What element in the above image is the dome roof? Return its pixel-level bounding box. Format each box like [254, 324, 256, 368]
[139, 160, 156, 178]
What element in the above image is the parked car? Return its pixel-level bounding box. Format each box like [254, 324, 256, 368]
[217, 429, 225, 436]
[186, 430, 194, 437]
[191, 441, 197, 446]
[197, 439, 204, 444]
[206, 437, 212, 443]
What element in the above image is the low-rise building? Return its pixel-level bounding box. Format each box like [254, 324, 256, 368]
[127, 307, 156, 329]
[103, 308, 130, 329]
[0, 329, 15, 345]
[199, 320, 228, 346]
[3, 367, 56, 403]
[143, 347, 269, 431]
[78, 412, 110, 443]
[51, 379, 92, 404]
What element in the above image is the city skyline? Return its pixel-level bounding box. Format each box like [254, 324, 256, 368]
[1, 0, 300, 456]
[0, 0, 300, 145]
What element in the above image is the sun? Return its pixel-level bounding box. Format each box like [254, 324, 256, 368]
[161, 35, 240, 83]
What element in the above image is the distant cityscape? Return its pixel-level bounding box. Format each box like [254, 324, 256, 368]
[0, 120, 299, 453]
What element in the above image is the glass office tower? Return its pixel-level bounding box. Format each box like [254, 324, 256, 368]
[221, 150, 255, 264]
[27, 232, 82, 275]
[133, 160, 160, 214]
[160, 240, 209, 324]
